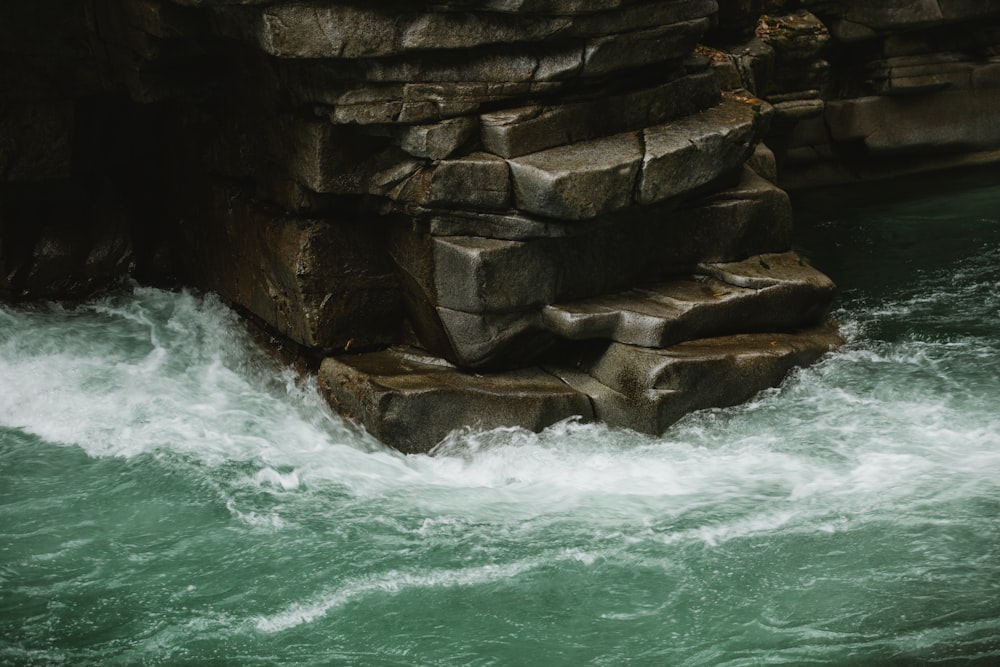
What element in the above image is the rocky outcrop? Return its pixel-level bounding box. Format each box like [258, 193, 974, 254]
[703, 1, 1000, 188]
[31, 1, 1000, 451]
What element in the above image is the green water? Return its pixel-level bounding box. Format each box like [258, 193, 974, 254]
[2, 174, 1000, 665]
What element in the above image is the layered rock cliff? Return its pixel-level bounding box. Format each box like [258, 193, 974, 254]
[3, 1, 998, 451]
[704, 0, 1000, 187]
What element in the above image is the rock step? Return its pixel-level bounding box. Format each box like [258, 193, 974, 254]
[317, 347, 594, 454]
[542, 251, 836, 348]
[413, 0, 684, 16]
[826, 88, 1000, 156]
[549, 322, 843, 435]
[390, 166, 796, 369]
[865, 53, 996, 95]
[480, 69, 720, 159]
[316, 322, 843, 452]
[392, 166, 791, 316]
[507, 93, 767, 220]
[215, 1, 715, 60]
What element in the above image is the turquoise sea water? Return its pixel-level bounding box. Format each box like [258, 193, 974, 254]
[2, 173, 1000, 665]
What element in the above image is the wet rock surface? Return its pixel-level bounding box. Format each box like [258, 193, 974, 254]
[318, 348, 595, 455]
[4, 1, 999, 450]
[708, 1, 1000, 188]
[549, 322, 844, 435]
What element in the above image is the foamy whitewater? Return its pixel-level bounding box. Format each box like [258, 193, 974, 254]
[2, 175, 999, 664]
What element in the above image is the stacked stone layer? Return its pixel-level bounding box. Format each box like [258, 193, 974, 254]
[702, 1, 1000, 188]
[5, 0, 919, 451]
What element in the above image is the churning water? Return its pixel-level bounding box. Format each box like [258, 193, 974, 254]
[2, 172, 1000, 665]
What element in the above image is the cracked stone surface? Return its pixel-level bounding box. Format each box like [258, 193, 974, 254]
[318, 347, 595, 454]
[389, 166, 797, 368]
[549, 322, 844, 435]
[3, 0, 892, 451]
[543, 251, 836, 348]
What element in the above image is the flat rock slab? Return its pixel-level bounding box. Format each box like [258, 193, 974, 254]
[542, 251, 836, 347]
[639, 94, 763, 205]
[508, 133, 644, 220]
[507, 93, 768, 220]
[318, 347, 594, 454]
[317, 323, 843, 452]
[393, 152, 512, 210]
[214, 1, 715, 59]
[826, 88, 1000, 155]
[810, 0, 1000, 41]
[296, 77, 565, 126]
[549, 322, 844, 434]
[480, 70, 719, 159]
[395, 116, 477, 160]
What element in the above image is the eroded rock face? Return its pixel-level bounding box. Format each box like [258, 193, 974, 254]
[700, 0, 1000, 188]
[317, 348, 596, 455]
[319, 323, 843, 453]
[170, 184, 402, 351]
[18, 1, 1000, 451]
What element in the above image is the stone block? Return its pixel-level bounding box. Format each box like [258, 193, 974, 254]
[214, 1, 717, 62]
[395, 153, 512, 210]
[570, 0, 718, 37]
[430, 235, 560, 312]
[173, 184, 402, 350]
[772, 97, 825, 122]
[360, 44, 584, 85]
[400, 207, 574, 241]
[221, 5, 567, 59]
[708, 56, 745, 92]
[508, 133, 643, 219]
[434, 307, 556, 369]
[826, 88, 1000, 154]
[866, 53, 975, 95]
[805, 0, 1000, 41]
[722, 37, 776, 96]
[282, 62, 567, 125]
[756, 11, 830, 63]
[550, 323, 843, 434]
[396, 117, 477, 159]
[680, 166, 794, 259]
[581, 18, 710, 76]
[480, 70, 720, 158]
[542, 252, 836, 347]
[317, 347, 594, 453]
[747, 142, 778, 181]
[639, 94, 766, 205]
[260, 118, 425, 196]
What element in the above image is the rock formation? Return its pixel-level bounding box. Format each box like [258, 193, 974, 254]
[703, 0, 1000, 188]
[3, 1, 998, 451]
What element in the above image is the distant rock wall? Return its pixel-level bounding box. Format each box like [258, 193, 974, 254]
[703, 0, 1000, 188]
[3, 1, 997, 451]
